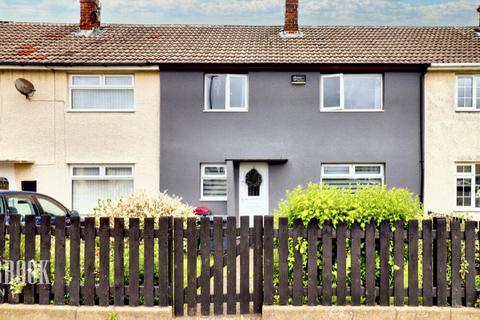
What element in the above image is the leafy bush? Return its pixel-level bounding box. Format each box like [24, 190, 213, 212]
[275, 183, 423, 227]
[93, 191, 194, 226]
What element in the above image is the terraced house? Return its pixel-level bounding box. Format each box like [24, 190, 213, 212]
[1, 0, 480, 217]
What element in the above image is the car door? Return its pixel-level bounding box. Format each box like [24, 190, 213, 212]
[35, 195, 68, 224]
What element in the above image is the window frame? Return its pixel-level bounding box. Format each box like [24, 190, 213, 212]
[204, 74, 249, 112]
[455, 163, 480, 211]
[70, 164, 134, 181]
[68, 74, 135, 112]
[200, 163, 228, 201]
[320, 73, 384, 112]
[320, 163, 385, 186]
[455, 75, 480, 111]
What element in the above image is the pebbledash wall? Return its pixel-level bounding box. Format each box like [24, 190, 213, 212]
[0, 68, 160, 212]
[160, 70, 423, 217]
[424, 69, 480, 216]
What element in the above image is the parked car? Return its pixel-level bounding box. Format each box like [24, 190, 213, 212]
[0, 191, 80, 225]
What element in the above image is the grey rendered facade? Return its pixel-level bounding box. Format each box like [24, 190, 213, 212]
[160, 70, 423, 217]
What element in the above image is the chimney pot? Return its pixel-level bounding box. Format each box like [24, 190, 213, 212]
[80, 0, 101, 32]
[282, 0, 301, 38]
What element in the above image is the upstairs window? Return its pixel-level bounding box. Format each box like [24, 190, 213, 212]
[321, 164, 384, 190]
[455, 163, 480, 210]
[201, 164, 227, 201]
[321, 74, 383, 111]
[70, 75, 134, 111]
[456, 76, 480, 111]
[204, 74, 248, 111]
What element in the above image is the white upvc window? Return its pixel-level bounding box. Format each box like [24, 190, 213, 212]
[200, 164, 227, 201]
[204, 74, 248, 111]
[320, 74, 383, 112]
[456, 76, 480, 111]
[69, 75, 134, 111]
[455, 163, 480, 210]
[321, 164, 384, 190]
[71, 164, 134, 214]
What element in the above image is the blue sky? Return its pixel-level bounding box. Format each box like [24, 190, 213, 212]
[0, 0, 477, 26]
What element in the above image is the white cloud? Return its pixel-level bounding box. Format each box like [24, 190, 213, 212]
[0, 0, 477, 25]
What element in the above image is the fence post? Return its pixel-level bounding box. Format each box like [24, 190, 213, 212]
[186, 217, 197, 316]
[39, 215, 51, 305]
[143, 218, 154, 307]
[436, 218, 447, 306]
[450, 219, 462, 307]
[113, 218, 125, 306]
[129, 218, 140, 306]
[226, 216, 237, 314]
[278, 217, 289, 305]
[292, 219, 304, 306]
[199, 217, 211, 315]
[213, 217, 224, 315]
[336, 222, 347, 306]
[464, 220, 477, 307]
[83, 217, 96, 306]
[69, 216, 81, 306]
[239, 216, 250, 314]
[253, 215, 264, 313]
[263, 216, 274, 306]
[379, 221, 390, 306]
[53, 216, 66, 305]
[0, 215, 5, 304]
[322, 221, 333, 306]
[158, 216, 171, 307]
[24, 215, 36, 304]
[422, 220, 433, 306]
[408, 220, 419, 306]
[98, 217, 111, 306]
[307, 219, 318, 306]
[8, 214, 21, 304]
[365, 222, 376, 306]
[173, 218, 184, 316]
[351, 222, 362, 306]
[394, 220, 405, 306]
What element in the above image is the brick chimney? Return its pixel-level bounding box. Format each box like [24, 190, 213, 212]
[281, 0, 302, 38]
[80, 0, 101, 32]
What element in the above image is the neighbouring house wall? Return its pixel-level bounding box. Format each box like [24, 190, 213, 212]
[424, 70, 480, 215]
[160, 71, 422, 216]
[0, 69, 160, 209]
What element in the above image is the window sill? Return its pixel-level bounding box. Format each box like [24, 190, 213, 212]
[455, 108, 480, 113]
[67, 109, 136, 113]
[200, 198, 228, 202]
[320, 109, 384, 113]
[454, 208, 480, 213]
[203, 109, 248, 113]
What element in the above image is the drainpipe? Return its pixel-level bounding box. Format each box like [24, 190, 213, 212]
[420, 67, 427, 203]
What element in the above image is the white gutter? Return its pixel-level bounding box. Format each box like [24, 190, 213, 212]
[0, 65, 159, 71]
[429, 63, 480, 71]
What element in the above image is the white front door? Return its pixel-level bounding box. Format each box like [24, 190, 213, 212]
[239, 162, 269, 222]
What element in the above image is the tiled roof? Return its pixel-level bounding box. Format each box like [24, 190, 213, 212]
[1, 22, 480, 65]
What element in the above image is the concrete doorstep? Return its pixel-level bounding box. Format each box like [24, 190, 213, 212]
[0, 305, 172, 320]
[262, 306, 480, 320]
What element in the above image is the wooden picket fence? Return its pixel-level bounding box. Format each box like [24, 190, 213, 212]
[0, 214, 478, 316]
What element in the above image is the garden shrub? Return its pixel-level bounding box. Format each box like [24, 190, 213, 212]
[93, 191, 194, 226]
[275, 183, 423, 227]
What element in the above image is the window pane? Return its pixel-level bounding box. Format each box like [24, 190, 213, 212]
[324, 166, 350, 175]
[344, 75, 382, 110]
[105, 76, 133, 86]
[355, 165, 381, 174]
[7, 197, 35, 215]
[73, 167, 100, 176]
[457, 77, 473, 108]
[206, 75, 226, 110]
[203, 179, 227, 197]
[37, 197, 66, 216]
[106, 167, 133, 176]
[456, 178, 472, 207]
[229, 76, 247, 108]
[72, 76, 100, 86]
[72, 179, 133, 214]
[204, 166, 226, 176]
[322, 178, 381, 189]
[72, 89, 134, 110]
[323, 76, 341, 108]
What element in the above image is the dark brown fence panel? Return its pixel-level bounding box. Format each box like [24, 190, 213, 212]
[69, 216, 81, 306]
[307, 219, 318, 306]
[8, 214, 21, 304]
[53, 216, 66, 305]
[114, 218, 125, 306]
[83, 217, 96, 306]
[278, 217, 289, 305]
[213, 217, 224, 315]
[226, 216, 237, 315]
[199, 218, 210, 316]
[98, 217, 110, 306]
[350, 222, 361, 306]
[365, 223, 376, 306]
[379, 221, 390, 306]
[24, 215, 36, 304]
[263, 216, 274, 306]
[39, 215, 51, 305]
[158, 216, 171, 307]
[292, 219, 304, 306]
[394, 221, 405, 306]
[322, 222, 333, 306]
[253, 216, 264, 313]
[336, 222, 347, 306]
[422, 220, 433, 307]
[173, 218, 184, 316]
[128, 218, 140, 306]
[186, 217, 197, 316]
[143, 218, 155, 307]
[464, 220, 477, 307]
[239, 216, 250, 314]
[0, 215, 5, 304]
[436, 218, 447, 306]
[450, 219, 462, 307]
[408, 220, 419, 306]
